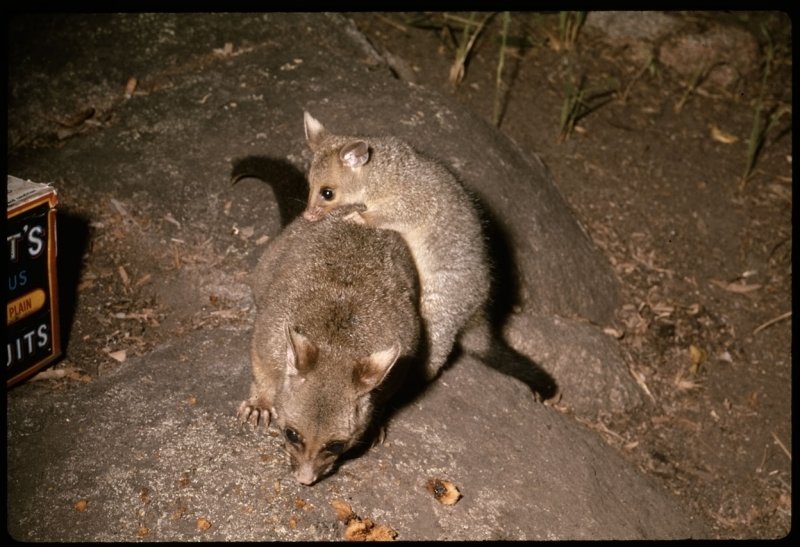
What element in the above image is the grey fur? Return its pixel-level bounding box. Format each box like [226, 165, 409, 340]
[303, 112, 492, 380]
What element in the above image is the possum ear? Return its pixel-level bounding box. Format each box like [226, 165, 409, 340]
[339, 141, 370, 169]
[352, 342, 401, 395]
[284, 323, 318, 376]
[304, 111, 327, 150]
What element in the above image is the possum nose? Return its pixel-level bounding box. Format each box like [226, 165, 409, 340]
[294, 463, 318, 486]
[302, 206, 325, 221]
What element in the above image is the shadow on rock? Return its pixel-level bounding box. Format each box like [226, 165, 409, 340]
[230, 156, 308, 227]
[472, 193, 559, 401]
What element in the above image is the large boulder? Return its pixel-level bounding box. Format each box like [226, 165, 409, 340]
[7, 330, 707, 540]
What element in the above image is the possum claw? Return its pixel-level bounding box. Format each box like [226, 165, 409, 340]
[237, 400, 271, 428]
[371, 424, 387, 447]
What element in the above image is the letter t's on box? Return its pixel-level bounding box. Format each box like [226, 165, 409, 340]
[6, 176, 61, 387]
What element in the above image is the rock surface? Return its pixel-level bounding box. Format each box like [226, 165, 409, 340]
[585, 11, 759, 90]
[7, 330, 706, 540]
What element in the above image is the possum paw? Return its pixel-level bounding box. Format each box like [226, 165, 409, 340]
[237, 400, 271, 429]
[343, 210, 367, 225]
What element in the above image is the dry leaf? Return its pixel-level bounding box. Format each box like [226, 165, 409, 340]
[137, 526, 150, 538]
[110, 198, 129, 217]
[163, 212, 181, 228]
[74, 499, 89, 512]
[717, 351, 733, 364]
[124, 77, 138, 98]
[629, 367, 655, 402]
[29, 361, 92, 382]
[686, 303, 702, 315]
[134, 273, 153, 288]
[710, 279, 762, 293]
[108, 350, 127, 363]
[709, 124, 739, 144]
[118, 266, 130, 287]
[196, 517, 212, 531]
[30, 369, 67, 381]
[688, 344, 706, 375]
[651, 302, 675, 317]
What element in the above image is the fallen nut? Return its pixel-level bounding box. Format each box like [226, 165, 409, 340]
[344, 517, 397, 541]
[426, 478, 462, 506]
[331, 499, 397, 541]
[330, 499, 354, 522]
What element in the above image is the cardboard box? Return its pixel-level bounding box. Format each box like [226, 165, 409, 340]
[6, 175, 61, 387]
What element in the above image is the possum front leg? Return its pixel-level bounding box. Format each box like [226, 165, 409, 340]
[344, 207, 390, 227]
[237, 345, 275, 429]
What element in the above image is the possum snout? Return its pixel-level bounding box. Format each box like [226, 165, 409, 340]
[294, 462, 319, 486]
[302, 206, 327, 222]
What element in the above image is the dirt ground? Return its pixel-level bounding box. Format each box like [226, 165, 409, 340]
[339, 11, 793, 539]
[12, 12, 791, 539]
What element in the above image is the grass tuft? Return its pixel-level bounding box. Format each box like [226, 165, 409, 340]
[447, 12, 495, 88]
[558, 75, 618, 142]
[558, 11, 586, 51]
[740, 23, 792, 189]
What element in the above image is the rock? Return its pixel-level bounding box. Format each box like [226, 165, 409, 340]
[658, 23, 760, 89]
[6, 330, 708, 540]
[585, 11, 760, 90]
[503, 312, 644, 415]
[585, 11, 683, 62]
[586, 11, 682, 42]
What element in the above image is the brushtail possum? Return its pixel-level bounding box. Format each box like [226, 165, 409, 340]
[302, 112, 492, 380]
[239, 207, 421, 485]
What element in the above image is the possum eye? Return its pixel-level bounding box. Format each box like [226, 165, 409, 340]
[284, 427, 302, 445]
[325, 441, 346, 455]
[320, 187, 335, 201]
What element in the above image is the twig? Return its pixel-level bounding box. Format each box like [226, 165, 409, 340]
[753, 311, 791, 334]
[492, 11, 511, 126]
[443, 13, 486, 27]
[620, 52, 654, 103]
[771, 431, 791, 461]
[375, 14, 408, 33]
[674, 62, 718, 113]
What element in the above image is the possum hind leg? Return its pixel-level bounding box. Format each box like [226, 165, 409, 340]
[419, 276, 487, 380]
